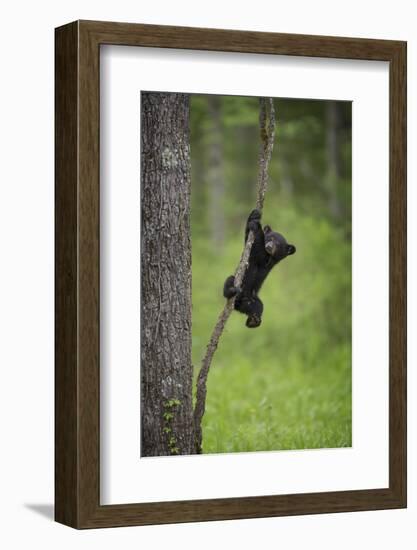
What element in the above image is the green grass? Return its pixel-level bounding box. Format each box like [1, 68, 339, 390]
[191, 205, 352, 454]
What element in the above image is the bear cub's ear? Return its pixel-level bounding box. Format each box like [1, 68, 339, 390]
[287, 244, 296, 255]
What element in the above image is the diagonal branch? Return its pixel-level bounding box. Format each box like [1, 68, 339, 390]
[193, 97, 276, 453]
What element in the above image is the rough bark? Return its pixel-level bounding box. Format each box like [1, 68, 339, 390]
[141, 92, 195, 457]
[193, 98, 276, 453]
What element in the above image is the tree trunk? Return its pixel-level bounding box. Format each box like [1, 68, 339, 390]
[141, 92, 195, 457]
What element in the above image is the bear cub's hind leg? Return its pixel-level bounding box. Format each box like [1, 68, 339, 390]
[223, 275, 241, 299]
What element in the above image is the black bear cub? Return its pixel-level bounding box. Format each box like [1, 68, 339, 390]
[223, 209, 296, 328]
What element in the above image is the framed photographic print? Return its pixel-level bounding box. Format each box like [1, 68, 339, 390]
[55, 20, 406, 528]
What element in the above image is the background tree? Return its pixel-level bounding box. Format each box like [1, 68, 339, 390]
[325, 101, 343, 219]
[207, 95, 226, 250]
[141, 92, 195, 457]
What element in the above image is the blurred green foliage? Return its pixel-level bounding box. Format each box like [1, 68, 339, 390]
[190, 95, 352, 454]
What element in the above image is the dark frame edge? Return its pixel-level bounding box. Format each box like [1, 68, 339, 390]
[388, 40, 407, 509]
[76, 488, 405, 529]
[55, 21, 80, 528]
[77, 18, 406, 59]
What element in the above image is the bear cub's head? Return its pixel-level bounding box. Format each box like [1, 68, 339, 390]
[263, 225, 296, 262]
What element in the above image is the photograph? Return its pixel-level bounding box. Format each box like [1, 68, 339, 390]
[140, 91, 352, 457]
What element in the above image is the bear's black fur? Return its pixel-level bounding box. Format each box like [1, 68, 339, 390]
[223, 209, 296, 328]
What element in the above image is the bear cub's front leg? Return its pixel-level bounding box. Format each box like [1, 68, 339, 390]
[245, 208, 262, 240]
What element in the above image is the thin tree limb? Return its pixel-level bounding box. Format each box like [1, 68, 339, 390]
[193, 98, 276, 453]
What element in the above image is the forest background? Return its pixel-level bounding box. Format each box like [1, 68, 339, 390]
[190, 95, 352, 454]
